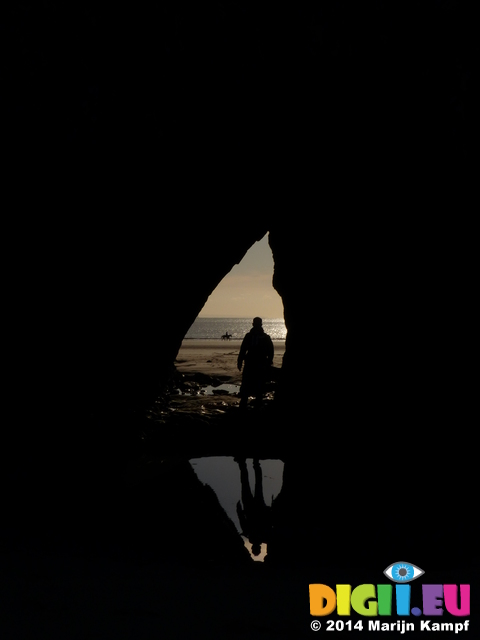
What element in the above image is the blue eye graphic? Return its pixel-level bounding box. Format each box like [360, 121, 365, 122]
[383, 561, 424, 583]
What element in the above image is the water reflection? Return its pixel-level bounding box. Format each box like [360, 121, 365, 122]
[179, 383, 240, 396]
[204, 383, 240, 395]
[189, 456, 284, 561]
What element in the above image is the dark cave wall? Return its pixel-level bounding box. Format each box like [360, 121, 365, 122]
[4, 2, 476, 554]
[5, 0, 474, 430]
[62, 222, 269, 417]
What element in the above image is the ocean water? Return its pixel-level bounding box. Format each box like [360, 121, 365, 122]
[184, 317, 286, 341]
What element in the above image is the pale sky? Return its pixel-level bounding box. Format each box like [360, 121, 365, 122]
[199, 234, 284, 318]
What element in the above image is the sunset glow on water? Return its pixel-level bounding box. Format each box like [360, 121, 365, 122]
[185, 318, 286, 341]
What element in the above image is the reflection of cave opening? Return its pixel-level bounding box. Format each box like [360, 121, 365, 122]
[190, 457, 284, 562]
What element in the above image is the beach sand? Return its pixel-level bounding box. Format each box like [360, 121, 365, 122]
[143, 339, 288, 437]
[175, 339, 286, 386]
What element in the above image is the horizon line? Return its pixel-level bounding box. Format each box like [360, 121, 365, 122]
[197, 315, 285, 319]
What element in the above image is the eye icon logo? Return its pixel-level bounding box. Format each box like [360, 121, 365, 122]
[384, 561, 424, 583]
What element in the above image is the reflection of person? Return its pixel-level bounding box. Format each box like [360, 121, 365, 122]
[235, 458, 272, 556]
[237, 317, 274, 409]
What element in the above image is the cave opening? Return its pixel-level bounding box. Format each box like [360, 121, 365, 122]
[176, 232, 286, 407]
[196, 232, 284, 324]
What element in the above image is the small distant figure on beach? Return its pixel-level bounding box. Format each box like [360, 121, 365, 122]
[237, 317, 273, 409]
[221, 331, 232, 340]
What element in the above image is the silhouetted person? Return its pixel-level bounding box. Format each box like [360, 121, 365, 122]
[235, 458, 272, 557]
[237, 317, 273, 409]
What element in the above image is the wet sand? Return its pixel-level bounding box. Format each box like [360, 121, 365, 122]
[141, 338, 288, 459]
[175, 339, 286, 386]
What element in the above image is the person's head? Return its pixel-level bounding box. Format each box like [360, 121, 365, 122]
[252, 317, 262, 328]
[251, 542, 262, 557]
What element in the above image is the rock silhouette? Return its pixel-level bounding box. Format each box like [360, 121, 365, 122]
[2, 3, 477, 637]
